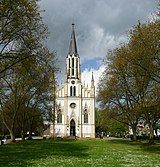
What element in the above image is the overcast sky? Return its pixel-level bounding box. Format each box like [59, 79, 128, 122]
[39, 0, 158, 89]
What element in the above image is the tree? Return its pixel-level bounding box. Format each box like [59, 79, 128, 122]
[128, 20, 160, 143]
[95, 108, 128, 137]
[95, 108, 108, 134]
[0, 0, 56, 142]
[0, 48, 55, 141]
[128, 20, 160, 84]
[16, 106, 44, 140]
[97, 46, 145, 140]
[97, 19, 160, 141]
[0, 0, 47, 74]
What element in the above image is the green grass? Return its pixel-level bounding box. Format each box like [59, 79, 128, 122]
[0, 139, 160, 167]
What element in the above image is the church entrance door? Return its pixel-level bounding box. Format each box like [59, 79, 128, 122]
[70, 119, 76, 136]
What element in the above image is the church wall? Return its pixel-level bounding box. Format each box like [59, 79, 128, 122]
[82, 125, 90, 137]
[82, 124, 95, 138]
[67, 97, 81, 120]
[55, 124, 66, 137]
[54, 94, 95, 138]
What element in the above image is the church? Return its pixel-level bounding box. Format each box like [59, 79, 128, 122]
[50, 24, 95, 138]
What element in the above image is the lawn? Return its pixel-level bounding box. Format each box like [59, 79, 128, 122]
[0, 139, 160, 167]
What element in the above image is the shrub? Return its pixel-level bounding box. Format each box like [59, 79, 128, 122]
[0, 135, 5, 140]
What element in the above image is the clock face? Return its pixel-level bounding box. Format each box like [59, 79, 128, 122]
[71, 80, 75, 84]
[70, 103, 76, 108]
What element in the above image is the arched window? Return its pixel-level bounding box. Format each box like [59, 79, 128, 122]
[72, 58, 74, 67]
[84, 112, 88, 123]
[69, 58, 70, 68]
[72, 68, 74, 76]
[70, 86, 76, 96]
[70, 86, 72, 96]
[74, 86, 76, 96]
[57, 113, 62, 123]
[76, 58, 78, 68]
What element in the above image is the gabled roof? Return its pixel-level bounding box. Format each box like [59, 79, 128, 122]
[68, 24, 78, 55]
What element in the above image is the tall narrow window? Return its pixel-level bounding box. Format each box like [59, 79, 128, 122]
[57, 113, 62, 123]
[76, 69, 78, 78]
[70, 86, 72, 96]
[84, 112, 88, 123]
[74, 86, 76, 96]
[69, 58, 70, 68]
[72, 68, 74, 76]
[76, 58, 78, 68]
[72, 58, 74, 67]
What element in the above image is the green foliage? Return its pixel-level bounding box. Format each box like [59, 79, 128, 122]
[0, 135, 5, 140]
[0, 0, 56, 141]
[95, 108, 128, 136]
[0, 0, 48, 73]
[109, 121, 128, 137]
[0, 140, 160, 166]
[97, 16, 160, 141]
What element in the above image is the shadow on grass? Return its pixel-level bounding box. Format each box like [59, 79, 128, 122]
[0, 139, 89, 167]
[106, 139, 160, 154]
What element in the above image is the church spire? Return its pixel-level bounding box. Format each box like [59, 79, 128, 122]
[91, 72, 95, 88]
[68, 24, 78, 55]
[66, 24, 81, 81]
[90, 72, 95, 97]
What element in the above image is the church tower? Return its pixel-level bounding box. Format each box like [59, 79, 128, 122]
[50, 24, 95, 138]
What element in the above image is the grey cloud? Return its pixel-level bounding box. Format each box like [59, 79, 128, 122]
[39, 0, 158, 74]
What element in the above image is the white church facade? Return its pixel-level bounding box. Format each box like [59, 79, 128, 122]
[50, 24, 95, 138]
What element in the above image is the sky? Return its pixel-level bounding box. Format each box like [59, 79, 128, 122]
[39, 0, 158, 91]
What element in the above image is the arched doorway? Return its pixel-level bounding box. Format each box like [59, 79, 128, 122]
[70, 119, 76, 136]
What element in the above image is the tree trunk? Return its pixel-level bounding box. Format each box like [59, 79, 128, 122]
[149, 127, 154, 144]
[21, 130, 25, 141]
[3, 121, 15, 142]
[10, 130, 16, 142]
[131, 124, 137, 141]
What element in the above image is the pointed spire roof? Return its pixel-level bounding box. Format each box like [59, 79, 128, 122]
[91, 72, 94, 82]
[68, 24, 78, 55]
[91, 72, 95, 88]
